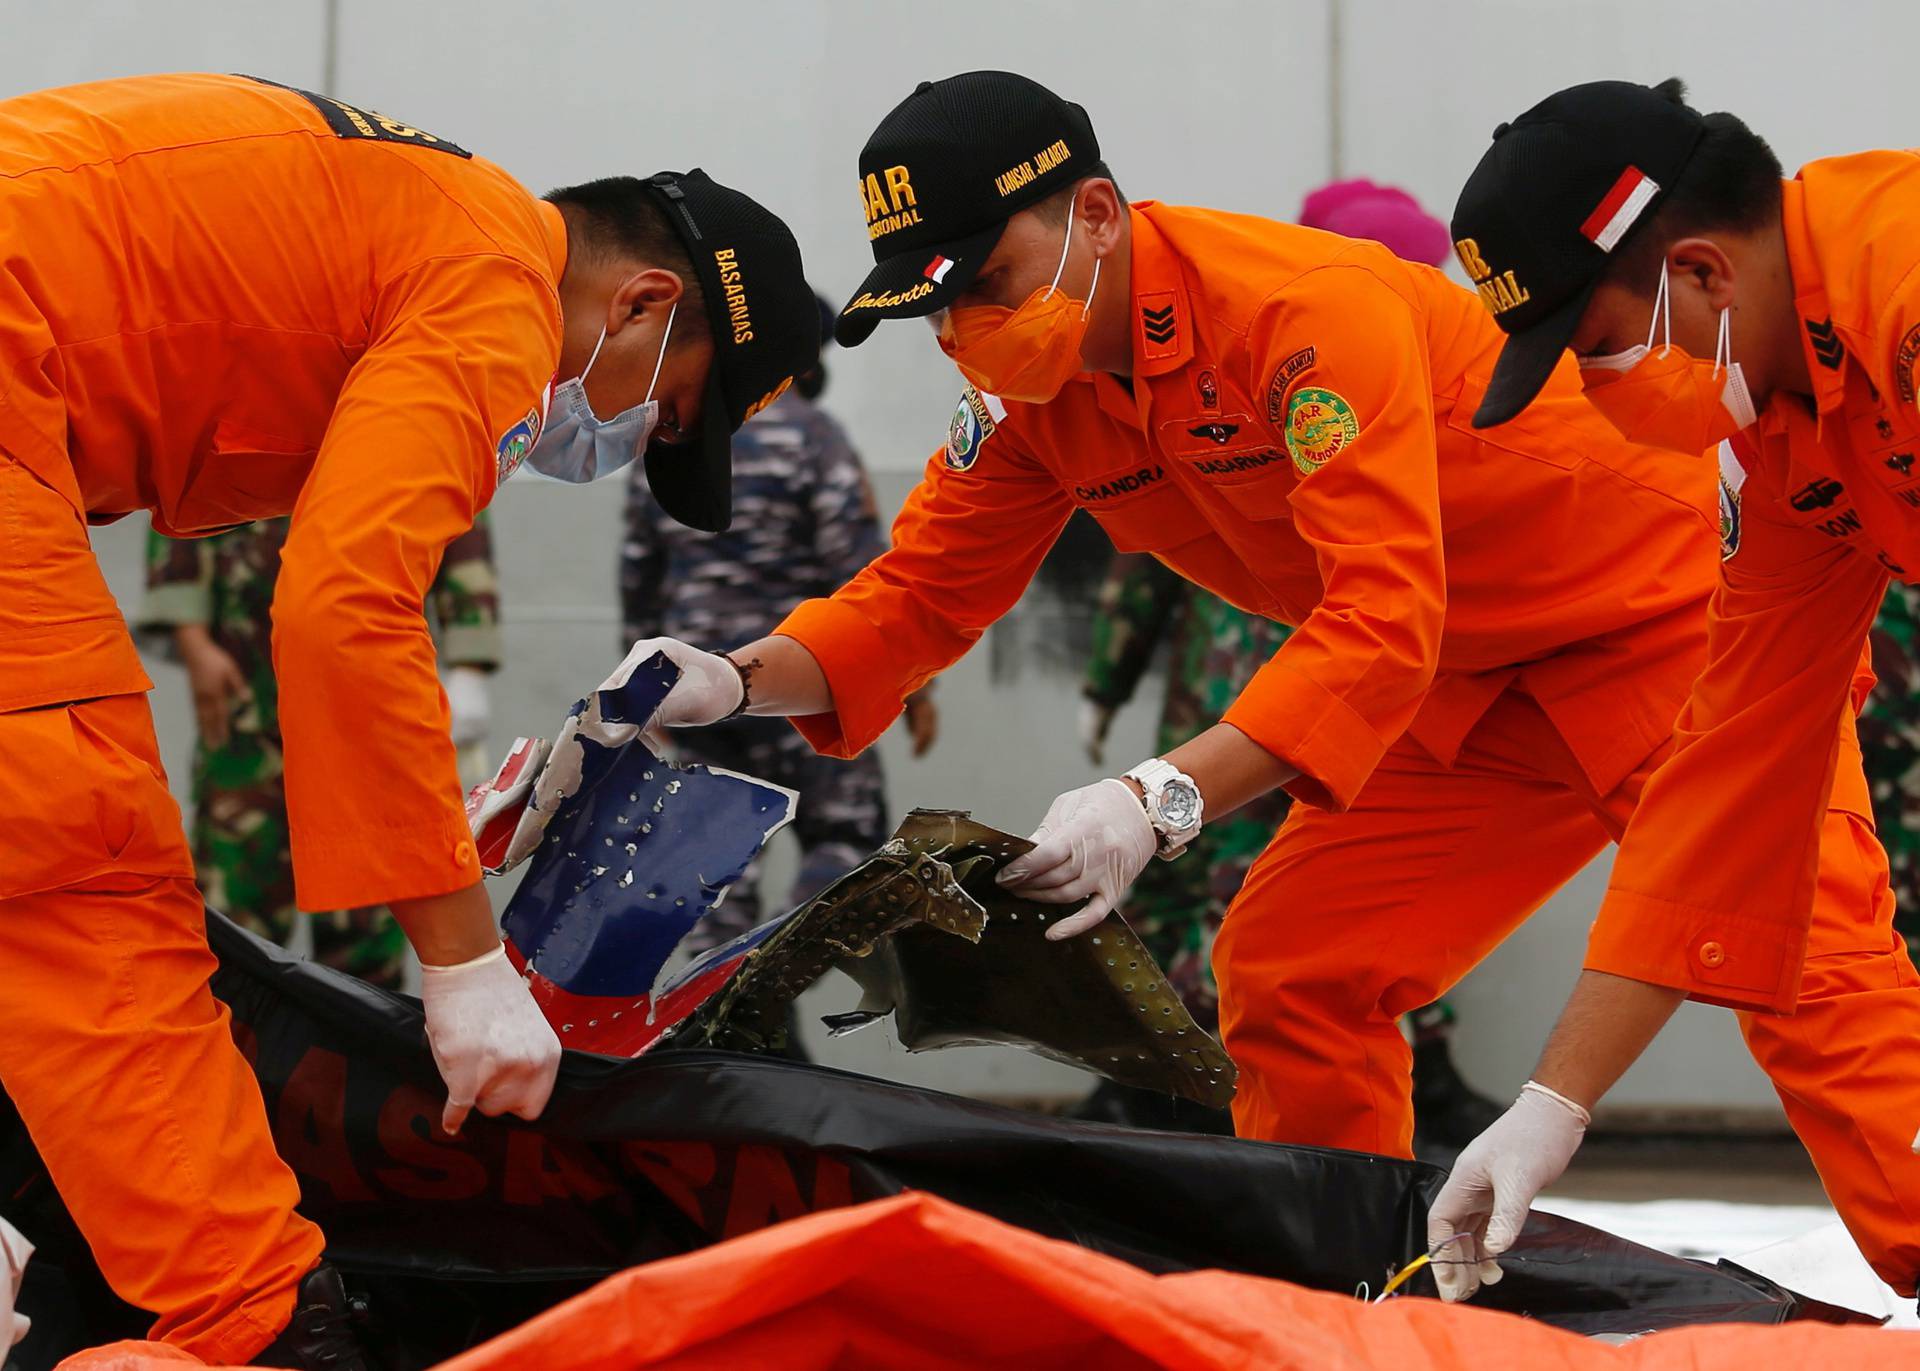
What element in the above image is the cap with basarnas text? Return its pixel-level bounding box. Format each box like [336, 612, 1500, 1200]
[640, 169, 817, 532]
[836, 71, 1106, 347]
[1450, 80, 1707, 429]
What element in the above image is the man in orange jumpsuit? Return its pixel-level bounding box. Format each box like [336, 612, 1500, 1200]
[1436, 76, 1920, 1301]
[616, 70, 1920, 1303]
[0, 74, 815, 1366]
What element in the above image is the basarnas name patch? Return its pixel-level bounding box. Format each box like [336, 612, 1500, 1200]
[1284, 386, 1358, 476]
[1190, 448, 1285, 480]
[495, 406, 542, 483]
[946, 386, 1000, 471]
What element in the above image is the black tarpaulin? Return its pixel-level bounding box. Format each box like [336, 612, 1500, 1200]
[0, 916, 1869, 1368]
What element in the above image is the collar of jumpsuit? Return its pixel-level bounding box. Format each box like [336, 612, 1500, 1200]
[1733, 157, 1920, 584]
[939, 202, 1199, 433]
[1774, 173, 1858, 436]
[1080, 204, 1197, 431]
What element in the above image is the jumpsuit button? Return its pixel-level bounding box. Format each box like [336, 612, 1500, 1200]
[1697, 940, 1726, 968]
[454, 840, 476, 868]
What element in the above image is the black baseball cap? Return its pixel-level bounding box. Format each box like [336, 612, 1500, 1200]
[1451, 80, 1706, 428]
[640, 169, 817, 531]
[834, 71, 1105, 347]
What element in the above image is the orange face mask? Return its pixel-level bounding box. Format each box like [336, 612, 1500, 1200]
[936, 200, 1101, 403]
[1578, 264, 1756, 456]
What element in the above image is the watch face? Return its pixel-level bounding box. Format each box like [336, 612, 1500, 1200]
[1159, 779, 1201, 831]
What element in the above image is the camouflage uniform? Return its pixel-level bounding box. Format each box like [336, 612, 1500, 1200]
[1084, 554, 1294, 1032]
[140, 513, 502, 989]
[1086, 560, 1507, 1148]
[1862, 581, 1920, 952]
[622, 390, 893, 947]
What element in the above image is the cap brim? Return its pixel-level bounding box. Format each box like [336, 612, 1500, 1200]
[643, 364, 732, 533]
[834, 219, 1008, 347]
[1470, 278, 1600, 429]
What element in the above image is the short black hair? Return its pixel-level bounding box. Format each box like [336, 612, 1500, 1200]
[1030, 167, 1126, 225]
[544, 176, 708, 330]
[1605, 78, 1784, 289]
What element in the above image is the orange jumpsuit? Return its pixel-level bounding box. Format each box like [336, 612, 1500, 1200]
[778, 201, 1920, 1290]
[0, 75, 562, 1358]
[1594, 151, 1920, 1287]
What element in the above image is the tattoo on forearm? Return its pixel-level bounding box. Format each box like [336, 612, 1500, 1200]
[722, 652, 763, 718]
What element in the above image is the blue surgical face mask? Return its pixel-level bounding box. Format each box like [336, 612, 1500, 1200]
[524, 301, 676, 483]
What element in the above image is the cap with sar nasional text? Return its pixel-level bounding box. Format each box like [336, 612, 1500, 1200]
[835, 70, 1106, 347]
[1449, 80, 1706, 428]
[640, 169, 817, 532]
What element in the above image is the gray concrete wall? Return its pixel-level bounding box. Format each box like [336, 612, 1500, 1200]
[17, 0, 1905, 1115]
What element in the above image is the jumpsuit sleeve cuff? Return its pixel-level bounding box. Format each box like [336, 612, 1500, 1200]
[1221, 663, 1389, 813]
[1585, 886, 1802, 1015]
[290, 801, 484, 912]
[774, 597, 908, 761]
[438, 623, 502, 669]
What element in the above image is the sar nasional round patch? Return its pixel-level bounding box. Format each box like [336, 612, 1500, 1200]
[1284, 386, 1359, 477]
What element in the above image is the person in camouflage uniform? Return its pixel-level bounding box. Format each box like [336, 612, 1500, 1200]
[1081, 554, 1292, 1032]
[1080, 553, 1500, 1147]
[140, 513, 503, 990]
[1861, 582, 1920, 955]
[622, 356, 936, 951]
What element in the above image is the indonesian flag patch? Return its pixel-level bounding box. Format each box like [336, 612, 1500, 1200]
[924, 254, 956, 284]
[1580, 167, 1660, 254]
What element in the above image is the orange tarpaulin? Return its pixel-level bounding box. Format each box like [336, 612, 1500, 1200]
[56, 1193, 1920, 1370]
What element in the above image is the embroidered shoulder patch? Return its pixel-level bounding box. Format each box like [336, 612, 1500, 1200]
[494, 407, 542, 484]
[1283, 387, 1358, 477]
[1265, 347, 1317, 424]
[946, 386, 999, 470]
[1897, 322, 1920, 405]
[1717, 440, 1746, 561]
[244, 76, 471, 157]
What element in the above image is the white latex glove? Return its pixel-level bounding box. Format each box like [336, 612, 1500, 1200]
[419, 943, 563, 1135]
[996, 777, 1156, 941]
[1078, 699, 1115, 766]
[1426, 1080, 1590, 1302]
[0, 1215, 31, 1350]
[446, 665, 492, 749]
[606, 636, 744, 748]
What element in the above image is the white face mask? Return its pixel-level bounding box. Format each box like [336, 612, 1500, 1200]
[522, 301, 677, 484]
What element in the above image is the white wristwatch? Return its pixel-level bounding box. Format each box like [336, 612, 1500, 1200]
[1124, 758, 1205, 860]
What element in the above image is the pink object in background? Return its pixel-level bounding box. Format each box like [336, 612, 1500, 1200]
[1298, 178, 1452, 267]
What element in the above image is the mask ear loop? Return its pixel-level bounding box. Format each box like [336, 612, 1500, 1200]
[1714, 301, 1732, 379]
[1081, 256, 1102, 321]
[1042, 194, 1103, 319]
[1043, 197, 1077, 301]
[1648, 261, 1672, 357]
[580, 326, 610, 381]
[643, 301, 678, 405]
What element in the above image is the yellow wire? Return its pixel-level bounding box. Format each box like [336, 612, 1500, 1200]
[1375, 1251, 1433, 1301]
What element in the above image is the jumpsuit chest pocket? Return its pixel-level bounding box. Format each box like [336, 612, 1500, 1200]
[166, 422, 318, 535]
[1154, 416, 1300, 522]
[1066, 459, 1211, 552]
